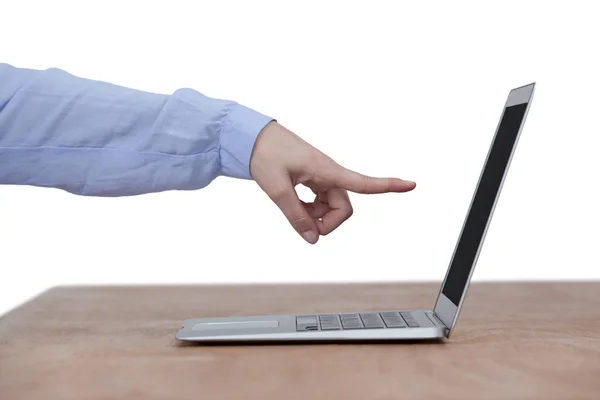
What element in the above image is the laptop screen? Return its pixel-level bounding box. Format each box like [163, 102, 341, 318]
[441, 101, 529, 306]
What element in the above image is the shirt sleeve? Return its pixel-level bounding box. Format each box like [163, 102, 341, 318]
[0, 63, 273, 196]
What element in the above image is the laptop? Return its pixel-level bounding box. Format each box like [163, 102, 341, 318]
[176, 83, 535, 343]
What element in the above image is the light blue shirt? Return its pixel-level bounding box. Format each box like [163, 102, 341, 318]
[0, 63, 273, 196]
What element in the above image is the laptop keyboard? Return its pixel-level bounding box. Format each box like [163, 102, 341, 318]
[296, 312, 420, 331]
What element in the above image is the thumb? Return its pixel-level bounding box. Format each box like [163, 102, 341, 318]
[269, 185, 319, 244]
[333, 165, 416, 194]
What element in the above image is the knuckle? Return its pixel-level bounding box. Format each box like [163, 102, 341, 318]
[268, 186, 288, 202]
[346, 205, 354, 218]
[289, 213, 310, 229]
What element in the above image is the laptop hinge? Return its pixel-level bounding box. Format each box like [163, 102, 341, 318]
[428, 311, 449, 329]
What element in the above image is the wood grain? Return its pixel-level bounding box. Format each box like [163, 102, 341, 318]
[1, 282, 599, 400]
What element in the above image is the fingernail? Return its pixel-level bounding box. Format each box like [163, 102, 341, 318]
[302, 230, 318, 244]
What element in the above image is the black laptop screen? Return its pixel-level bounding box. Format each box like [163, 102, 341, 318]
[441, 102, 528, 305]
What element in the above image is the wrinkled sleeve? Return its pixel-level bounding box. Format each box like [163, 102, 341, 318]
[0, 63, 273, 196]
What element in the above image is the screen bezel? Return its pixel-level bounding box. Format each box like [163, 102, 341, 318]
[433, 83, 535, 336]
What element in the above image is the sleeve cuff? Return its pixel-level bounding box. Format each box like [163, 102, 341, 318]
[219, 102, 274, 179]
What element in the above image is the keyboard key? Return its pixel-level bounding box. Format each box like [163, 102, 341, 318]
[319, 315, 341, 330]
[382, 318, 407, 328]
[341, 320, 363, 329]
[400, 312, 420, 328]
[380, 312, 407, 328]
[296, 315, 319, 331]
[321, 319, 338, 324]
[360, 313, 384, 328]
[340, 314, 364, 329]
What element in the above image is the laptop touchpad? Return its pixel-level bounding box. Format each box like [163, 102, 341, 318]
[192, 320, 279, 331]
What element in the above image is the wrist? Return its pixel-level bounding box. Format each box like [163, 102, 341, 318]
[219, 103, 274, 179]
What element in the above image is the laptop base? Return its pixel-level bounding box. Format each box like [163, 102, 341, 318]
[176, 309, 449, 343]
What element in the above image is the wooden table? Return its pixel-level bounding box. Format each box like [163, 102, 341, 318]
[1, 282, 599, 399]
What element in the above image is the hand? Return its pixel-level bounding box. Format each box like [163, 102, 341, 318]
[249, 122, 416, 244]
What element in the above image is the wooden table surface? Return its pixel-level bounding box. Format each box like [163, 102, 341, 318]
[1, 282, 599, 399]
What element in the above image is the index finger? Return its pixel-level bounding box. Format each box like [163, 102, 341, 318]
[333, 166, 416, 194]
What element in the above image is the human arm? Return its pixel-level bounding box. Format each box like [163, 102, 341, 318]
[0, 63, 416, 243]
[0, 63, 272, 196]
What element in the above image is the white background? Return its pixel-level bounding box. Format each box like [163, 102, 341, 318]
[1, 1, 599, 316]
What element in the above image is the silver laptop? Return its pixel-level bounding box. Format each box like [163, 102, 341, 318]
[176, 83, 535, 343]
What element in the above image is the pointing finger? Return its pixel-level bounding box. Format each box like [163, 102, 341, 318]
[333, 166, 416, 194]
